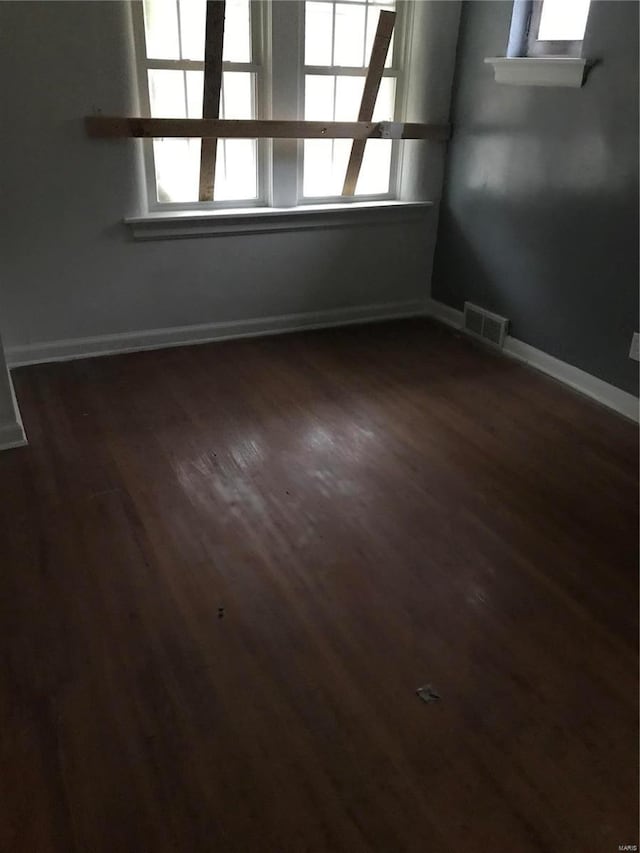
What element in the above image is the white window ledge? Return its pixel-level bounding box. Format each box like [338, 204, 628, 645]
[484, 57, 587, 88]
[124, 201, 433, 241]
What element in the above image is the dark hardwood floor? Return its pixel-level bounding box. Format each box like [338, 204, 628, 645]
[0, 318, 637, 853]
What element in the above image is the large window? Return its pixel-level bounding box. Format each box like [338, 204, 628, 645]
[136, 0, 262, 206]
[133, 0, 405, 209]
[303, 0, 399, 199]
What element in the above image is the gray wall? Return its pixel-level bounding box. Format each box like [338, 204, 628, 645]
[0, 1, 459, 359]
[432, 0, 639, 395]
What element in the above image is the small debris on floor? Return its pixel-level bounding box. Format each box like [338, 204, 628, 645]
[416, 684, 441, 704]
[218, 607, 225, 619]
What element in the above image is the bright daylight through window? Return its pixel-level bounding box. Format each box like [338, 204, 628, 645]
[137, 0, 402, 206]
[141, 0, 258, 204]
[524, 0, 591, 57]
[537, 0, 590, 41]
[303, 0, 398, 198]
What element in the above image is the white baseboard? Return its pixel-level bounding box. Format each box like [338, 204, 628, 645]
[0, 365, 27, 451]
[426, 298, 639, 423]
[425, 298, 463, 331]
[8, 297, 636, 424]
[0, 421, 27, 451]
[6, 300, 426, 368]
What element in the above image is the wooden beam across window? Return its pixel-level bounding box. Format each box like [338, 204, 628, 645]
[342, 9, 395, 196]
[85, 117, 450, 141]
[199, 0, 225, 202]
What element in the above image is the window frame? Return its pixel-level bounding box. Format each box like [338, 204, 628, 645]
[131, 0, 269, 212]
[296, 0, 410, 206]
[131, 0, 410, 212]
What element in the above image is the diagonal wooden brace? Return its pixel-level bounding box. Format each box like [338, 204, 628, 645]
[342, 9, 396, 197]
[199, 0, 225, 202]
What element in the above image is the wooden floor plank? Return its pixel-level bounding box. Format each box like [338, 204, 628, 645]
[0, 318, 637, 853]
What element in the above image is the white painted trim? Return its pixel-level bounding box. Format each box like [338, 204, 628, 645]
[6, 300, 427, 368]
[0, 422, 27, 451]
[504, 337, 639, 422]
[484, 57, 587, 88]
[425, 298, 461, 330]
[0, 358, 27, 451]
[426, 298, 639, 423]
[125, 201, 432, 240]
[9, 369, 26, 438]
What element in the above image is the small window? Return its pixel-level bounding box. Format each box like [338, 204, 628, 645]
[528, 0, 591, 56]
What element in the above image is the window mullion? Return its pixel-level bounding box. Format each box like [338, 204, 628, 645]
[330, 2, 336, 65]
[174, 0, 183, 58]
[304, 65, 396, 77]
[362, 1, 369, 67]
[331, 74, 337, 188]
[270, 0, 303, 207]
[131, 2, 157, 212]
[144, 59, 259, 72]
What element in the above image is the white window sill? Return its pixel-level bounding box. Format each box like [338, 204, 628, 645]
[484, 57, 587, 88]
[124, 201, 433, 241]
